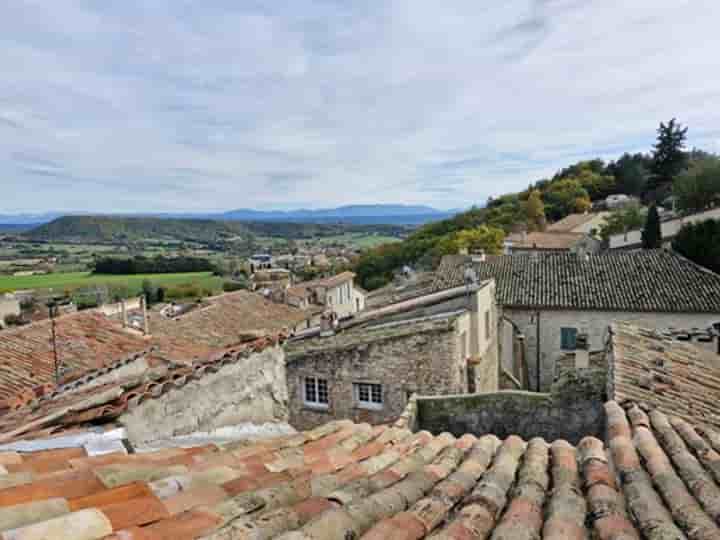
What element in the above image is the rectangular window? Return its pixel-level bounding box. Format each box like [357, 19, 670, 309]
[304, 377, 329, 408]
[561, 327, 578, 350]
[484, 310, 491, 340]
[354, 382, 383, 410]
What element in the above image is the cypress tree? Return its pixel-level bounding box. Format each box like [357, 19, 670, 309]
[641, 204, 662, 248]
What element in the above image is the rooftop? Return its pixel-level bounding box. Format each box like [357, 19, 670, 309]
[0, 311, 149, 402]
[0, 334, 283, 443]
[148, 291, 310, 352]
[547, 212, 608, 232]
[286, 313, 462, 357]
[609, 321, 720, 430]
[433, 250, 720, 312]
[1, 399, 720, 539]
[505, 231, 586, 249]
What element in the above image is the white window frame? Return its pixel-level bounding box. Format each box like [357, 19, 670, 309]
[304, 377, 329, 409]
[354, 382, 383, 410]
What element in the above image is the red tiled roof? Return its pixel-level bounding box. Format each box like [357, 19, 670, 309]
[2, 400, 720, 539]
[0, 311, 149, 402]
[0, 335, 283, 443]
[148, 291, 310, 350]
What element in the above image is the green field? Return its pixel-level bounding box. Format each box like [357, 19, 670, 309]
[0, 271, 222, 295]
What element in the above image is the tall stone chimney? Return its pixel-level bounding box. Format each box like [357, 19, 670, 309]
[575, 333, 589, 368]
[121, 299, 128, 328]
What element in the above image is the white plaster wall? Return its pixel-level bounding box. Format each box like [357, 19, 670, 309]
[504, 308, 720, 391]
[120, 346, 288, 445]
[0, 297, 21, 328]
[326, 281, 358, 318]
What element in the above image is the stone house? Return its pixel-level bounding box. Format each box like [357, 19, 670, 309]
[285, 271, 365, 319]
[434, 250, 720, 391]
[285, 279, 498, 430]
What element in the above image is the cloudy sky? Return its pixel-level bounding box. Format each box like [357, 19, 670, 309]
[2, 0, 720, 213]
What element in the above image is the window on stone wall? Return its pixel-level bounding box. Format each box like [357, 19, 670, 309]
[304, 377, 329, 408]
[354, 382, 383, 410]
[484, 310, 491, 340]
[561, 327, 578, 350]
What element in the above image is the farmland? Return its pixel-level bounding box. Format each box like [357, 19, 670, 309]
[0, 271, 221, 295]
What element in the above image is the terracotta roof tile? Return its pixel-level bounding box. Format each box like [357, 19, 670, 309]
[4, 399, 720, 538]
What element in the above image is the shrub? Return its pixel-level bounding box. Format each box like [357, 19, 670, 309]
[222, 280, 247, 292]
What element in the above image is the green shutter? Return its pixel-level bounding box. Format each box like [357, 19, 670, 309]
[561, 328, 578, 350]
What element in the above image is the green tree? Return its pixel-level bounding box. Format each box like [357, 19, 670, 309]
[607, 153, 650, 196]
[673, 157, 720, 213]
[141, 279, 156, 305]
[641, 204, 662, 248]
[672, 219, 720, 274]
[599, 203, 646, 241]
[525, 190, 546, 232]
[648, 118, 688, 200]
[543, 179, 592, 221]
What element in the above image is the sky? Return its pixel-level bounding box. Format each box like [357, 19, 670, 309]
[2, 0, 720, 214]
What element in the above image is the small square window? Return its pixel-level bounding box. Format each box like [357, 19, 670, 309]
[354, 382, 383, 410]
[304, 377, 329, 408]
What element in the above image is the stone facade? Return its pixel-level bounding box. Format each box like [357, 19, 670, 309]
[286, 319, 467, 430]
[0, 295, 20, 328]
[414, 368, 606, 444]
[502, 308, 720, 391]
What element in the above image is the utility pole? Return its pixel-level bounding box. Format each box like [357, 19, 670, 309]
[47, 299, 60, 384]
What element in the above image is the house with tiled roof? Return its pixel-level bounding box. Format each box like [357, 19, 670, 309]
[285, 280, 499, 430]
[285, 271, 365, 319]
[434, 250, 720, 390]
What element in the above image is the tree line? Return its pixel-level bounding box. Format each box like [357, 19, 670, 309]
[354, 118, 720, 290]
[93, 255, 215, 275]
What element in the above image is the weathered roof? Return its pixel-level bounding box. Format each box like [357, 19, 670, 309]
[506, 231, 586, 249]
[434, 250, 720, 312]
[547, 212, 606, 232]
[148, 291, 310, 350]
[0, 311, 149, 402]
[286, 314, 461, 358]
[0, 335, 283, 443]
[609, 321, 720, 430]
[2, 400, 720, 539]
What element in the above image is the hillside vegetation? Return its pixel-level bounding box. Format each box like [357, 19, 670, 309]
[26, 216, 250, 243]
[355, 118, 720, 290]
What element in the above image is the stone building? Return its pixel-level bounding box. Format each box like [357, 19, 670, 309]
[285, 271, 365, 319]
[0, 293, 21, 328]
[285, 280, 498, 429]
[547, 211, 610, 234]
[434, 250, 720, 391]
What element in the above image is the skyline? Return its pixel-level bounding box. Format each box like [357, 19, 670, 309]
[3, 1, 720, 213]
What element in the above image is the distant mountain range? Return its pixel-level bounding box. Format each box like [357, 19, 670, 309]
[0, 204, 459, 227]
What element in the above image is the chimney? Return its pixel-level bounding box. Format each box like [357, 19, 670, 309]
[575, 333, 589, 368]
[121, 299, 128, 328]
[141, 296, 150, 336]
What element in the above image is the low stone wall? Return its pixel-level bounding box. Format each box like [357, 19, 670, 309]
[120, 346, 288, 444]
[415, 369, 606, 444]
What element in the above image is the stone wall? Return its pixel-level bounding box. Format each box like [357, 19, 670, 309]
[503, 308, 720, 391]
[415, 368, 607, 444]
[286, 324, 465, 430]
[120, 346, 288, 444]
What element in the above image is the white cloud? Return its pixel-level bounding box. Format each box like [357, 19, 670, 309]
[1, 0, 719, 212]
